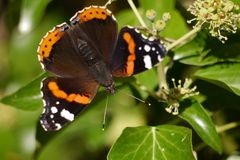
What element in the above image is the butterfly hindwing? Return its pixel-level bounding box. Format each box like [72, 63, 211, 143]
[111, 26, 167, 77]
[40, 77, 99, 131]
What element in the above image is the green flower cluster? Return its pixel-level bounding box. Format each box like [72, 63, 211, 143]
[160, 78, 199, 115]
[188, 0, 240, 43]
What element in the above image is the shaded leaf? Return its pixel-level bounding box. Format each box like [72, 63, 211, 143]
[179, 100, 222, 153]
[108, 125, 195, 160]
[174, 31, 208, 61]
[178, 33, 240, 66]
[116, 9, 140, 29]
[195, 63, 240, 96]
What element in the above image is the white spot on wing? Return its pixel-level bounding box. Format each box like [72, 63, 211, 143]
[42, 108, 46, 113]
[51, 107, 58, 114]
[42, 99, 46, 106]
[158, 55, 162, 62]
[49, 27, 56, 33]
[60, 109, 74, 121]
[56, 22, 67, 28]
[106, 9, 112, 14]
[40, 91, 43, 97]
[141, 34, 147, 39]
[39, 38, 44, 46]
[112, 15, 117, 21]
[37, 54, 41, 61]
[85, 6, 91, 10]
[40, 63, 45, 70]
[134, 28, 140, 33]
[37, 46, 40, 53]
[148, 37, 155, 41]
[55, 123, 62, 130]
[152, 47, 156, 51]
[99, 6, 106, 9]
[127, 25, 134, 29]
[143, 55, 152, 69]
[56, 101, 60, 105]
[50, 115, 54, 119]
[70, 12, 79, 21]
[144, 45, 151, 52]
[40, 120, 48, 131]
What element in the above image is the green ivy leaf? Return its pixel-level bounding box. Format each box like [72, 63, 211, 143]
[107, 125, 195, 160]
[174, 31, 208, 61]
[177, 33, 240, 66]
[179, 100, 222, 153]
[116, 9, 140, 29]
[0, 73, 45, 110]
[134, 69, 158, 97]
[195, 63, 240, 96]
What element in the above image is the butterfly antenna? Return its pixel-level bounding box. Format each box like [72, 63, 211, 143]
[104, 0, 116, 7]
[102, 93, 110, 131]
[118, 90, 151, 106]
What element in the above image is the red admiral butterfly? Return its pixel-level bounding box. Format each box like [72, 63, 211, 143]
[37, 6, 166, 131]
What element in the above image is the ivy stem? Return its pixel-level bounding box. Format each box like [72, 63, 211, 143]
[216, 121, 240, 133]
[127, 0, 147, 28]
[166, 27, 201, 50]
[127, 0, 169, 90]
[105, 0, 116, 7]
[157, 63, 168, 90]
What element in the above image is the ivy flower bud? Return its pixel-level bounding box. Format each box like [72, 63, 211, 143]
[162, 12, 171, 22]
[146, 9, 157, 21]
[155, 20, 166, 31]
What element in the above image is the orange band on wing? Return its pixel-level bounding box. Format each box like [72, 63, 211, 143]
[70, 6, 112, 23]
[48, 81, 91, 105]
[123, 32, 136, 76]
[37, 23, 66, 62]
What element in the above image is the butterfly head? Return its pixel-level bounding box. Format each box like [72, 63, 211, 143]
[105, 81, 116, 94]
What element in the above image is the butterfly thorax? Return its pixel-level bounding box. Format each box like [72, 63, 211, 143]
[77, 38, 115, 94]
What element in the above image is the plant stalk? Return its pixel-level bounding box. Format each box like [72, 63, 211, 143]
[127, 0, 147, 28]
[166, 27, 201, 50]
[217, 121, 240, 133]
